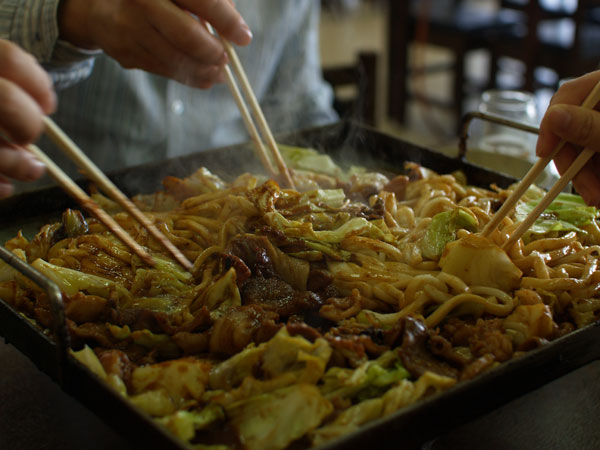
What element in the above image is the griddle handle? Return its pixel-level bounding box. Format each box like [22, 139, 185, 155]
[0, 245, 70, 385]
[458, 111, 540, 159]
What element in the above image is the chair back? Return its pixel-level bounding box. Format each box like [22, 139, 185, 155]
[494, 0, 600, 89]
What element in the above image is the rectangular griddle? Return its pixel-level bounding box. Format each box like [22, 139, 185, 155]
[2, 121, 599, 450]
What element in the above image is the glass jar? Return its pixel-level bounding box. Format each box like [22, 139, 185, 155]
[476, 90, 539, 163]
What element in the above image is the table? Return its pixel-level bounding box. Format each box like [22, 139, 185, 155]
[1, 339, 599, 450]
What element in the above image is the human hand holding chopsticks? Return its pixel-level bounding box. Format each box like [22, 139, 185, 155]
[57, 0, 253, 88]
[0, 40, 55, 198]
[483, 72, 600, 249]
[536, 70, 600, 207]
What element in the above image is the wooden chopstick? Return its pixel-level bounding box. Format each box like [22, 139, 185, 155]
[220, 63, 279, 178]
[482, 79, 600, 242]
[480, 145, 564, 238]
[25, 144, 156, 267]
[43, 117, 194, 271]
[208, 28, 295, 189]
[502, 147, 594, 250]
[221, 38, 295, 189]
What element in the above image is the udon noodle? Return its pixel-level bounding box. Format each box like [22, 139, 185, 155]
[1, 156, 599, 449]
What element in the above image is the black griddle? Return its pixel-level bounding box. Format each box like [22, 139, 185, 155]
[1, 121, 599, 450]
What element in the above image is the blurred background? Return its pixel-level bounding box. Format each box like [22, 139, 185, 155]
[318, 0, 600, 178]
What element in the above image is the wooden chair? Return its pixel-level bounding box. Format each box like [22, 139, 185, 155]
[387, 0, 525, 132]
[490, 0, 600, 91]
[323, 51, 378, 125]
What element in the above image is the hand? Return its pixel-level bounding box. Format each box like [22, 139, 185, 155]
[536, 70, 600, 206]
[0, 40, 56, 198]
[58, 0, 253, 88]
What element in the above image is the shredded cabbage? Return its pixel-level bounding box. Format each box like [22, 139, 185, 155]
[515, 192, 599, 238]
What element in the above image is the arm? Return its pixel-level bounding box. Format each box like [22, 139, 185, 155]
[536, 70, 600, 207]
[1, 0, 253, 89]
[0, 39, 55, 197]
[56, 0, 252, 88]
[0, 0, 99, 88]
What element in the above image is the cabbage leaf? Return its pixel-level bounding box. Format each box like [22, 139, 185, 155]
[301, 188, 347, 210]
[421, 208, 478, 260]
[31, 258, 130, 301]
[227, 384, 333, 450]
[515, 192, 599, 237]
[157, 405, 225, 441]
[320, 351, 409, 402]
[279, 144, 343, 177]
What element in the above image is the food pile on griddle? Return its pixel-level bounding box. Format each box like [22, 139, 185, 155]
[2, 147, 599, 450]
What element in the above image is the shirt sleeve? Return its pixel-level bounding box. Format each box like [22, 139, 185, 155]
[260, 1, 338, 133]
[0, 0, 99, 88]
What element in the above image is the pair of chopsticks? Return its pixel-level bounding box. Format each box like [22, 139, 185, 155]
[207, 25, 296, 190]
[25, 32, 293, 271]
[482, 80, 600, 250]
[27, 118, 193, 271]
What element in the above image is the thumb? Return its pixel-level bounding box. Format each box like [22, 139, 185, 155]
[545, 104, 600, 150]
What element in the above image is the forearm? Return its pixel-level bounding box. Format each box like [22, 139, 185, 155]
[0, 0, 99, 88]
[0, 0, 61, 62]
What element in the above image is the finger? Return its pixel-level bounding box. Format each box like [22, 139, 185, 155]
[173, 65, 225, 89]
[0, 78, 46, 144]
[537, 72, 600, 157]
[144, 1, 227, 65]
[552, 144, 600, 206]
[580, 155, 600, 207]
[572, 164, 600, 207]
[0, 40, 56, 114]
[0, 144, 45, 181]
[543, 105, 600, 151]
[97, 11, 225, 85]
[132, 23, 225, 88]
[548, 70, 600, 108]
[138, 47, 224, 88]
[175, 0, 252, 46]
[535, 111, 562, 157]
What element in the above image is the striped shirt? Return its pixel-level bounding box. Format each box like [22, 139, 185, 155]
[0, 0, 337, 191]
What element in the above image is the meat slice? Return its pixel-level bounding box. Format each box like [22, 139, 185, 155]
[229, 234, 309, 290]
[241, 277, 323, 318]
[116, 309, 174, 334]
[384, 175, 410, 200]
[325, 332, 389, 368]
[221, 253, 252, 287]
[398, 317, 458, 379]
[68, 321, 116, 348]
[286, 318, 322, 342]
[306, 269, 334, 293]
[229, 236, 276, 278]
[429, 334, 471, 368]
[319, 290, 362, 321]
[209, 305, 282, 356]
